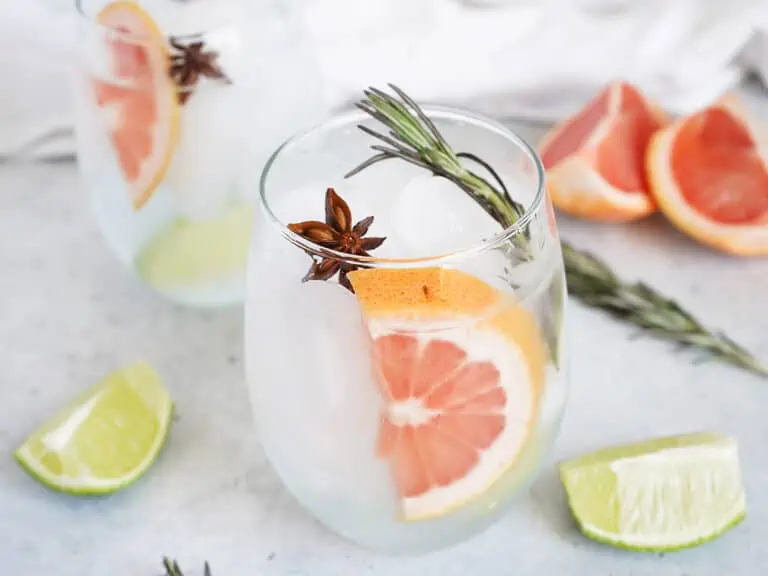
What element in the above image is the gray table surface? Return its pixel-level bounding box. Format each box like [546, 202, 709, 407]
[2, 86, 768, 575]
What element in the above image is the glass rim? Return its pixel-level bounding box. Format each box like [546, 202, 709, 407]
[74, 0, 211, 41]
[258, 105, 547, 268]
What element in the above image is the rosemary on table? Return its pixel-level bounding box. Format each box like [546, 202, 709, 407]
[562, 244, 768, 376]
[162, 557, 212, 576]
[346, 83, 767, 378]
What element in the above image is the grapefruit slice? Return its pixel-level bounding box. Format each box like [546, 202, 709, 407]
[647, 94, 768, 256]
[94, 1, 179, 210]
[539, 81, 667, 222]
[348, 267, 547, 520]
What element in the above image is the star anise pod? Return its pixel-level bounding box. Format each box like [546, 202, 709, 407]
[168, 37, 232, 104]
[287, 188, 386, 292]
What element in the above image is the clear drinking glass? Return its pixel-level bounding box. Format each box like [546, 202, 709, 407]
[72, 0, 324, 307]
[245, 106, 569, 553]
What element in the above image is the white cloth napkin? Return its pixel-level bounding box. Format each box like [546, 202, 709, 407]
[0, 0, 76, 159]
[2, 0, 768, 160]
[302, 0, 768, 119]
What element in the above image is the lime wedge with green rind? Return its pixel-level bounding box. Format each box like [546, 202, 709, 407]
[135, 202, 254, 292]
[559, 432, 746, 551]
[14, 363, 172, 495]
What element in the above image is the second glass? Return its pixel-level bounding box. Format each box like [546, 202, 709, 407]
[72, 0, 324, 307]
[246, 105, 569, 552]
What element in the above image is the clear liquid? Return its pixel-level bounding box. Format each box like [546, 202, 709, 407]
[245, 170, 568, 552]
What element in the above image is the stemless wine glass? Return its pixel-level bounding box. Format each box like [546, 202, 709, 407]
[245, 106, 568, 553]
[72, 0, 324, 307]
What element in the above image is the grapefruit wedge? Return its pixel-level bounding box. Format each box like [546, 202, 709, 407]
[348, 268, 547, 521]
[540, 81, 667, 222]
[647, 94, 768, 256]
[94, 1, 179, 210]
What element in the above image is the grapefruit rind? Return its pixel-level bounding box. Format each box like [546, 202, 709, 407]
[348, 267, 499, 319]
[546, 158, 656, 222]
[646, 95, 768, 256]
[95, 1, 180, 210]
[349, 267, 547, 521]
[540, 81, 666, 223]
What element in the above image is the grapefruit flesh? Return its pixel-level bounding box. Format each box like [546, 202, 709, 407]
[348, 267, 547, 520]
[94, 1, 179, 210]
[540, 87, 611, 174]
[539, 81, 667, 222]
[647, 95, 768, 256]
[671, 109, 768, 224]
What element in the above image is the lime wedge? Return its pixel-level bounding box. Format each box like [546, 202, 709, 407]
[136, 202, 254, 292]
[14, 363, 173, 495]
[559, 432, 746, 551]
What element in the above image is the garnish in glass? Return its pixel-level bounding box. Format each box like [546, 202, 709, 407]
[346, 83, 766, 378]
[287, 187, 386, 292]
[168, 36, 232, 104]
[346, 85, 530, 261]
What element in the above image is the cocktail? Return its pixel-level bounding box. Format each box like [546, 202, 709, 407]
[72, 0, 323, 306]
[245, 88, 569, 552]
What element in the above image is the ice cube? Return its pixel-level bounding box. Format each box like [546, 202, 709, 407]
[389, 174, 499, 257]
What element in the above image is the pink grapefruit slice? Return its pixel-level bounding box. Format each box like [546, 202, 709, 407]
[539, 81, 667, 222]
[94, 1, 179, 210]
[348, 267, 547, 520]
[647, 94, 768, 256]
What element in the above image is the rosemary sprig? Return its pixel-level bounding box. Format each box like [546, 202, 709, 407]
[562, 244, 768, 377]
[162, 557, 212, 576]
[347, 83, 767, 378]
[346, 85, 529, 258]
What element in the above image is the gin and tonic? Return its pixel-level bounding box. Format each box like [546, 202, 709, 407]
[246, 104, 568, 552]
[73, 0, 322, 306]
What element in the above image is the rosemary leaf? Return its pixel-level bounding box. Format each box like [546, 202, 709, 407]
[368, 147, 435, 174]
[388, 129, 412, 146]
[387, 83, 454, 153]
[353, 104, 392, 130]
[365, 93, 431, 149]
[161, 557, 213, 576]
[347, 84, 768, 378]
[343, 152, 392, 179]
[369, 144, 422, 164]
[162, 557, 183, 576]
[356, 124, 415, 155]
